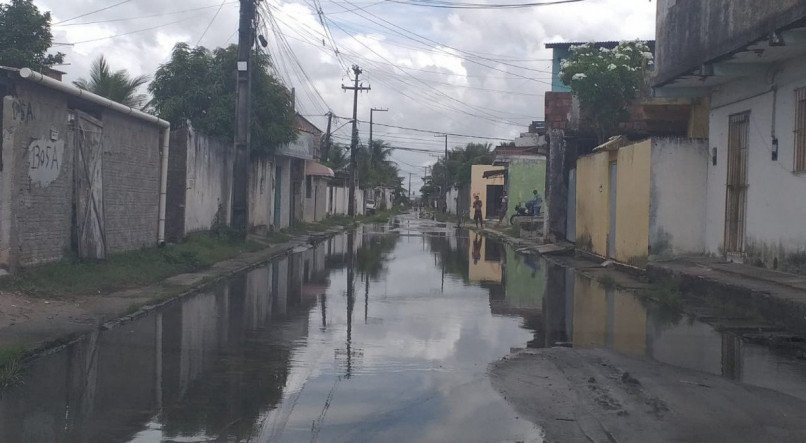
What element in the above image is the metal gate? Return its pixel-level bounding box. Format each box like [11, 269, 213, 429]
[724, 112, 749, 254]
[72, 111, 107, 259]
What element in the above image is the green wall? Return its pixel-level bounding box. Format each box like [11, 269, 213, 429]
[506, 159, 546, 219]
[504, 248, 545, 309]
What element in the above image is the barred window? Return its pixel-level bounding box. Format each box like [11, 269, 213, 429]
[795, 87, 806, 172]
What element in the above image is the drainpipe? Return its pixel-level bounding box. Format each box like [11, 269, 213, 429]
[19, 68, 171, 245]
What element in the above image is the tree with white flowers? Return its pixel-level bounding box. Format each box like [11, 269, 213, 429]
[560, 41, 653, 144]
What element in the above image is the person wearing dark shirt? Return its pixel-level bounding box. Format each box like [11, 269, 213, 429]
[472, 194, 484, 228]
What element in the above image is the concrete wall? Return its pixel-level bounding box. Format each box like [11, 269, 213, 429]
[469, 165, 504, 218]
[575, 152, 611, 256]
[614, 140, 651, 265]
[654, 0, 806, 85]
[101, 112, 160, 253]
[303, 175, 328, 223]
[274, 157, 292, 229]
[705, 57, 806, 268]
[649, 137, 709, 257]
[1, 80, 161, 267]
[505, 158, 546, 219]
[167, 126, 229, 240]
[326, 184, 363, 216]
[250, 156, 273, 232]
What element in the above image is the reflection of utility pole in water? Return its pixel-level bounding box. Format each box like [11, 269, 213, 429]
[364, 276, 369, 323]
[320, 294, 327, 331]
[346, 231, 355, 379]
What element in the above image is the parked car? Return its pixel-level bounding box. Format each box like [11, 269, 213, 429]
[365, 200, 376, 215]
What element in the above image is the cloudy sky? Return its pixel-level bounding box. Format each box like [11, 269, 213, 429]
[29, 0, 655, 190]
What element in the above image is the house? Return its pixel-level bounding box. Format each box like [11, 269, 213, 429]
[574, 136, 709, 265]
[469, 165, 505, 220]
[543, 40, 663, 243]
[326, 170, 364, 216]
[654, 0, 806, 269]
[273, 113, 335, 228]
[0, 67, 168, 270]
[491, 144, 547, 221]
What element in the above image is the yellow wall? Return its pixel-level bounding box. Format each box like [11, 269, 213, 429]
[572, 275, 607, 348]
[470, 165, 505, 219]
[468, 234, 502, 283]
[572, 275, 647, 356]
[575, 152, 611, 256]
[615, 140, 651, 264]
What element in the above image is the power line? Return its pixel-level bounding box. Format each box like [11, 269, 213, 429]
[196, 0, 228, 46]
[387, 0, 585, 9]
[54, 2, 238, 27]
[68, 15, 205, 45]
[53, 0, 132, 25]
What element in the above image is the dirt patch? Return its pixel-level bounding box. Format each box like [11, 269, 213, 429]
[490, 347, 806, 442]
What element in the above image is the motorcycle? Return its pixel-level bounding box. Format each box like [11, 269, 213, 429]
[509, 201, 540, 224]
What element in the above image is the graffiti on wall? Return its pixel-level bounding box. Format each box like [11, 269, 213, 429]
[28, 138, 64, 187]
[11, 99, 35, 123]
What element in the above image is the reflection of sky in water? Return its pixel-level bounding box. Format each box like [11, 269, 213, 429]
[257, 235, 541, 442]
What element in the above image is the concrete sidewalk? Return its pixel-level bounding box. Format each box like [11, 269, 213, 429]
[0, 229, 345, 360]
[648, 257, 806, 335]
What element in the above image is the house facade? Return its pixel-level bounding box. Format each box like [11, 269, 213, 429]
[0, 67, 167, 269]
[655, 0, 806, 269]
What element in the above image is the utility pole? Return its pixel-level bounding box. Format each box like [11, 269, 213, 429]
[232, 0, 256, 235]
[342, 65, 370, 217]
[408, 172, 412, 203]
[322, 111, 333, 161]
[369, 107, 388, 153]
[435, 134, 448, 213]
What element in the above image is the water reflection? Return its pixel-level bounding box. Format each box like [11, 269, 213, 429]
[0, 225, 541, 442]
[429, 233, 806, 405]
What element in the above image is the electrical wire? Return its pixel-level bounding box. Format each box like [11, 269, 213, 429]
[54, 2, 238, 27]
[387, 0, 584, 9]
[53, 0, 132, 25]
[196, 0, 228, 46]
[69, 14, 206, 45]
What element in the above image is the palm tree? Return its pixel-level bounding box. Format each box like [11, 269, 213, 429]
[73, 55, 149, 108]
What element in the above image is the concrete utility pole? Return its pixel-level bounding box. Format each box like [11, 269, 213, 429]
[435, 134, 448, 212]
[368, 107, 388, 153]
[408, 172, 412, 203]
[232, 0, 256, 235]
[342, 65, 370, 216]
[322, 111, 333, 161]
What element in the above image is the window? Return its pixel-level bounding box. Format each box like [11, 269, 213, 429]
[306, 176, 313, 198]
[795, 87, 806, 172]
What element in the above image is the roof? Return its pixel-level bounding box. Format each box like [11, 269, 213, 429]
[545, 40, 656, 51]
[295, 113, 322, 136]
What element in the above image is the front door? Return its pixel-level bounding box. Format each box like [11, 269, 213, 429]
[724, 112, 749, 255]
[72, 111, 107, 259]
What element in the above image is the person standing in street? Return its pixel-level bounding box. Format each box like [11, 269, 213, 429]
[472, 194, 484, 229]
[497, 193, 508, 225]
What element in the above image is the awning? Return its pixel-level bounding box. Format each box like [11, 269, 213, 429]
[306, 160, 335, 177]
[482, 168, 506, 178]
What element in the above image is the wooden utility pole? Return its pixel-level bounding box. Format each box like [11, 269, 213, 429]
[341, 65, 370, 216]
[232, 0, 256, 235]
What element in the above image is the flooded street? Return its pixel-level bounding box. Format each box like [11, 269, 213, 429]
[4, 214, 806, 442]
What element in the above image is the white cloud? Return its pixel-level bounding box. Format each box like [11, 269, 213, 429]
[32, 0, 655, 191]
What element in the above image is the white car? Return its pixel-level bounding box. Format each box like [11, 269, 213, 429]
[365, 200, 376, 215]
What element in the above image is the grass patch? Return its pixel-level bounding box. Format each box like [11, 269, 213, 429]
[597, 274, 619, 290]
[0, 233, 263, 298]
[639, 281, 683, 311]
[0, 345, 25, 390]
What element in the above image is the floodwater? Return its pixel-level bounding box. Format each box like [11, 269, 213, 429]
[3, 213, 806, 442]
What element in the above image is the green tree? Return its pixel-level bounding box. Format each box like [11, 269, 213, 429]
[421, 142, 492, 203]
[149, 43, 295, 155]
[73, 55, 148, 107]
[322, 142, 349, 171]
[357, 139, 400, 188]
[0, 0, 64, 70]
[559, 41, 652, 143]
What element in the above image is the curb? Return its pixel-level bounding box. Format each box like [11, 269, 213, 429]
[17, 226, 351, 365]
